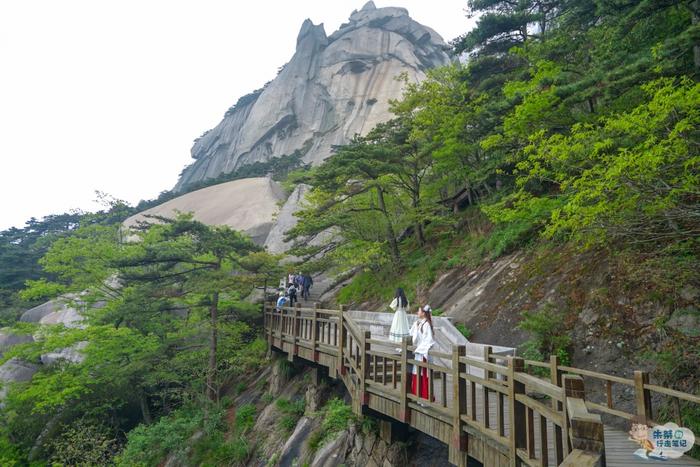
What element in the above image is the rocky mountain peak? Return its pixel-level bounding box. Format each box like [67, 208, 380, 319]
[174, 4, 452, 192]
[361, 1, 377, 11]
[296, 19, 327, 49]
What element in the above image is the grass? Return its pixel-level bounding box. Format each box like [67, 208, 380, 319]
[275, 398, 305, 434]
[235, 404, 256, 434]
[307, 398, 357, 453]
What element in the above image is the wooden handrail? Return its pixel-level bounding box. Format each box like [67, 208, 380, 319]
[263, 303, 700, 466]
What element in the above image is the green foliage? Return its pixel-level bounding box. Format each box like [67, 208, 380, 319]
[307, 429, 324, 453]
[47, 419, 119, 466]
[320, 398, 355, 434]
[173, 152, 309, 197]
[360, 416, 378, 435]
[455, 323, 472, 340]
[0, 426, 23, 466]
[275, 397, 305, 433]
[278, 359, 297, 380]
[517, 305, 571, 365]
[0, 198, 133, 325]
[116, 406, 218, 466]
[235, 382, 247, 395]
[308, 398, 356, 451]
[235, 403, 257, 434]
[509, 78, 699, 247]
[482, 195, 565, 256]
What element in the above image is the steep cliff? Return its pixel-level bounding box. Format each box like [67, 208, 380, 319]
[174, 2, 451, 191]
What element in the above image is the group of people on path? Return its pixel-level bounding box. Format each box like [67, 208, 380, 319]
[276, 272, 313, 308]
[388, 287, 436, 402]
[275, 282, 436, 403]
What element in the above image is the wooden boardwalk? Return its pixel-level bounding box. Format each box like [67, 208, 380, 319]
[265, 303, 700, 466]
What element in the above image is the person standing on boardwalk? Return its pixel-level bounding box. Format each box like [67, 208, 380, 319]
[287, 282, 298, 308]
[302, 273, 313, 300]
[410, 305, 435, 401]
[276, 291, 288, 311]
[388, 288, 410, 345]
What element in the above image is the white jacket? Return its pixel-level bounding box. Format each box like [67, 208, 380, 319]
[410, 319, 435, 356]
[389, 297, 409, 312]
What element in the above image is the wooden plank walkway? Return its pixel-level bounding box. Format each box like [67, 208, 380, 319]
[265, 304, 700, 466]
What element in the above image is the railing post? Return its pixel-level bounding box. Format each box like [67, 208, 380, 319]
[550, 354, 565, 463]
[483, 346, 492, 428]
[263, 303, 270, 356]
[337, 305, 347, 377]
[399, 336, 412, 423]
[277, 303, 283, 347]
[563, 374, 605, 463]
[312, 303, 320, 362]
[634, 370, 652, 424]
[452, 345, 467, 452]
[361, 330, 371, 405]
[290, 303, 301, 361]
[508, 356, 526, 466]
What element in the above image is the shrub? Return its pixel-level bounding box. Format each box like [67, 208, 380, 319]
[321, 398, 355, 434]
[235, 404, 257, 434]
[517, 304, 571, 365]
[116, 406, 223, 467]
[275, 398, 305, 433]
[48, 419, 119, 466]
[455, 323, 472, 340]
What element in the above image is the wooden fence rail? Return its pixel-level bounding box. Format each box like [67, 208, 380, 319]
[264, 303, 699, 466]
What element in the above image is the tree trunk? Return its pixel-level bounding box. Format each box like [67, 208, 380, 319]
[206, 256, 221, 402]
[139, 389, 152, 424]
[376, 186, 401, 264]
[412, 194, 425, 246]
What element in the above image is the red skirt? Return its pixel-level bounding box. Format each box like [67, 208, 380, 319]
[410, 356, 433, 400]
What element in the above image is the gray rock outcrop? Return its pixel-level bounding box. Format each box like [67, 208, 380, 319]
[264, 184, 311, 255]
[123, 177, 286, 245]
[20, 296, 90, 328]
[175, 2, 451, 191]
[0, 331, 33, 357]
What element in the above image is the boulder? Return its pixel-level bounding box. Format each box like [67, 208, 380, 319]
[311, 430, 351, 467]
[123, 177, 286, 245]
[0, 330, 33, 357]
[0, 358, 38, 402]
[278, 416, 314, 466]
[40, 341, 87, 365]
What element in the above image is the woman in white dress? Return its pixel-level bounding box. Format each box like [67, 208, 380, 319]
[388, 288, 410, 344]
[410, 305, 436, 401]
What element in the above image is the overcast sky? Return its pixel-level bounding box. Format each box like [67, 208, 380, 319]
[0, 1, 474, 230]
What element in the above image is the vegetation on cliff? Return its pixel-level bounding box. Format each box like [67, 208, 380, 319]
[0, 0, 698, 464]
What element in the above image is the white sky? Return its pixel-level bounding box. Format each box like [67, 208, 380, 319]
[0, 1, 474, 230]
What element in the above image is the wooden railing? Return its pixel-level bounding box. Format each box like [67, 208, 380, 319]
[264, 302, 699, 466]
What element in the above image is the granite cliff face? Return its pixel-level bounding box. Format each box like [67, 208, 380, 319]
[174, 2, 451, 191]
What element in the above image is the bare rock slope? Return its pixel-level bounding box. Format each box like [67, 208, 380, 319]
[124, 177, 285, 245]
[175, 2, 451, 191]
